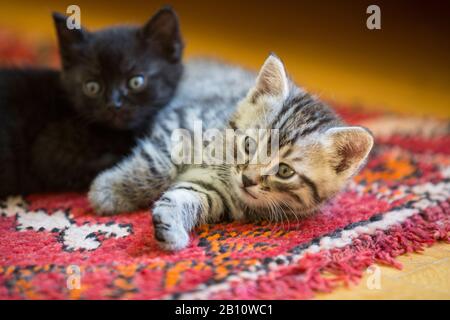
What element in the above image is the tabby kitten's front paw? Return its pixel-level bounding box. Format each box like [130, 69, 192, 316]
[88, 171, 135, 216]
[152, 204, 190, 251]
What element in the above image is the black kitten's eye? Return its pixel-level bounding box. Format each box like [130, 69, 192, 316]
[128, 75, 146, 92]
[277, 163, 295, 179]
[244, 136, 256, 154]
[83, 81, 101, 97]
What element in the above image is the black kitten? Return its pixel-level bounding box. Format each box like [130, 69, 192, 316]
[0, 7, 184, 197]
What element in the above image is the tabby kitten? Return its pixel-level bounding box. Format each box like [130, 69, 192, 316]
[89, 55, 373, 251]
[0, 7, 183, 197]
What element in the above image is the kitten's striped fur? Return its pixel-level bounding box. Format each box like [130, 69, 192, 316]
[89, 55, 373, 250]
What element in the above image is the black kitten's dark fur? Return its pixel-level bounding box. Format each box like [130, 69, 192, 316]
[0, 7, 184, 197]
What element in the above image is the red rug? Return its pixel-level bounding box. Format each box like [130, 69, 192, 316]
[0, 30, 449, 299]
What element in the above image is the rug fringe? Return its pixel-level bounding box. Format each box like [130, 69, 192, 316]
[211, 203, 449, 299]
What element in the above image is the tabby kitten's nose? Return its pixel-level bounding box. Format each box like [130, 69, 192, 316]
[242, 174, 256, 188]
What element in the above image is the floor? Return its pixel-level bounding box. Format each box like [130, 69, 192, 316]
[317, 243, 450, 299]
[0, 0, 448, 299]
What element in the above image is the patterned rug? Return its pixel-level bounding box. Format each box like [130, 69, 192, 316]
[0, 30, 449, 299]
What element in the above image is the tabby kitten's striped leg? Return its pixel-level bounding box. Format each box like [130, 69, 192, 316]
[152, 179, 231, 251]
[89, 140, 176, 215]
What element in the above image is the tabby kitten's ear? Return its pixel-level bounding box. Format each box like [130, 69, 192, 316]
[251, 53, 290, 102]
[322, 127, 374, 177]
[52, 12, 89, 69]
[140, 6, 184, 62]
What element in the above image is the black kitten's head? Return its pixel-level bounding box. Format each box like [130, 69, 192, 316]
[53, 7, 184, 130]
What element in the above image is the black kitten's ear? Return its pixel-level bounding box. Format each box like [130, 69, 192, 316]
[140, 6, 184, 62]
[52, 12, 88, 68]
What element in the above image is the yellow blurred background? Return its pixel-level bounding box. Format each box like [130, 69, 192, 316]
[0, 0, 449, 118]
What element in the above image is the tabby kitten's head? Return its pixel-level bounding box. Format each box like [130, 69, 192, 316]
[53, 7, 184, 130]
[230, 54, 373, 220]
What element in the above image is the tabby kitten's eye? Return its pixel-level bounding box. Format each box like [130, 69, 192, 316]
[83, 81, 101, 97]
[277, 163, 295, 179]
[128, 75, 146, 92]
